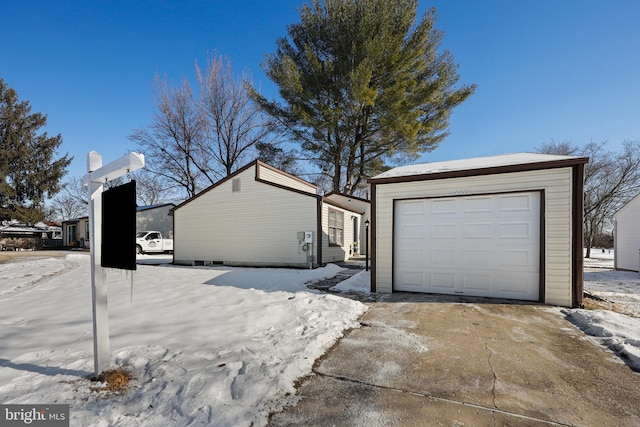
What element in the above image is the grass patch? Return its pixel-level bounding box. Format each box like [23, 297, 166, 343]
[90, 368, 133, 394]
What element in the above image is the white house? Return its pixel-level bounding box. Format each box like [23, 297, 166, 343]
[614, 193, 640, 272]
[172, 161, 368, 268]
[368, 153, 588, 308]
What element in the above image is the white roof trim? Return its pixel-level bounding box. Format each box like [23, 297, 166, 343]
[372, 153, 586, 180]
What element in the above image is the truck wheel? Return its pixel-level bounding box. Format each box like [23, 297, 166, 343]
[136, 245, 143, 255]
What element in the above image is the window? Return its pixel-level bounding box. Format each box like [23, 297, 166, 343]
[328, 209, 344, 246]
[85, 221, 90, 240]
[232, 178, 241, 192]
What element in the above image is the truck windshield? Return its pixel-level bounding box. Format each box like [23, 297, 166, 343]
[136, 232, 147, 238]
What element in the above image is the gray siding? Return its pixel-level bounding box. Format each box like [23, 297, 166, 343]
[137, 205, 174, 237]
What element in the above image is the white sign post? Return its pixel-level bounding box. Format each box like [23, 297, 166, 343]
[83, 151, 145, 376]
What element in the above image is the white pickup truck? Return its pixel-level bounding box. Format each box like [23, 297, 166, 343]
[136, 231, 173, 254]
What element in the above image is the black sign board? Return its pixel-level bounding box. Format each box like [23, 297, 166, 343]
[101, 181, 137, 270]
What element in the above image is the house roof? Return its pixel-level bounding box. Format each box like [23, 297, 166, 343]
[324, 191, 370, 204]
[614, 192, 640, 218]
[369, 153, 589, 183]
[62, 216, 89, 224]
[137, 203, 175, 212]
[173, 160, 319, 211]
[323, 197, 366, 215]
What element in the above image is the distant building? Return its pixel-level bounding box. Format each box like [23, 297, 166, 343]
[61, 216, 90, 248]
[614, 193, 640, 272]
[136, 203, 175, 237]
[0, 220, 62, 250]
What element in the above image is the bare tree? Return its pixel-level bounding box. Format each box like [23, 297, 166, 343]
[537, 140, 640, 257]
[131, 169, 180, 206]
[195, 53, 273, 177]
[130, 75, 213, 199]
[48, 177, 88, 221]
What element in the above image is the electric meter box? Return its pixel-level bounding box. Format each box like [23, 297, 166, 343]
[304, 231, 313, 243]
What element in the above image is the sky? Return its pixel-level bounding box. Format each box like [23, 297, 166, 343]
[2, 0, 639, 180]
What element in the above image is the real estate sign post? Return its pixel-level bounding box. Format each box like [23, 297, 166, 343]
[83, 151, 145, 376]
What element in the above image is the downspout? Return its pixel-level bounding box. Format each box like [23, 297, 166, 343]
[572, 163, 585, 308]
[317, 194, 323, 267]
[370, 182, 376, 292]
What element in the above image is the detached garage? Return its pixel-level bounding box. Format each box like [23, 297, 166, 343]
[369, 153, 588, 308]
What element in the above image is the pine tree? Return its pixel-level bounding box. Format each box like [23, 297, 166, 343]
[0, 78, 72, 222]
[250, 0, 475, 194]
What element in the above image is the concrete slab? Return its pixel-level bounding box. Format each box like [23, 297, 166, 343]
[269, 296, 640, 426]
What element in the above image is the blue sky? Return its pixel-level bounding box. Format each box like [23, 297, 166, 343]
[2, 0, 639, 180]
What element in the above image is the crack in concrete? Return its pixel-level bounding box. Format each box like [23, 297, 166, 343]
[462, 307, 499, 426]
[311, 369, 571, 427]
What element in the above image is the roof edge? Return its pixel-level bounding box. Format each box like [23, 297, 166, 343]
[368, 157, 589, 184]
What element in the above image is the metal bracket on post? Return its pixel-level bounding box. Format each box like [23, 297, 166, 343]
[83, 151, 144, 376]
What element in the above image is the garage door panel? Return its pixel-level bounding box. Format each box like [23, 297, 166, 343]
[397, 271, 424, 288]
[463, 249, 493, 266]
[430, 273, 456, 290]
[500, 250, 536, 269]
[399, 224, 424, 239]
[463, 223, 492, 238]
[398, 249, 424, 264]
[431, 199, 456, 214]
[495, 272, 539, 298]
[394, 192, 540, 301]
[431, 249, 456, 265]
[401, 200, 425, 215]
[431, 223, 457, 239]
[463, 196, 492, 213]
[500, 221, 532, 238]
[499, 194, 533, 211]
[462, 274, 492, 291]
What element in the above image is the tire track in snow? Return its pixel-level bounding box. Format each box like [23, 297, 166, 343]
[0, 257, 80, 298]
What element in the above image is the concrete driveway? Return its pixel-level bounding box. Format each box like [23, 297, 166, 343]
[269, 293, 640, 426]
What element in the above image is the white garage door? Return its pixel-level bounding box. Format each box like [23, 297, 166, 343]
[394, 192, 541, 301]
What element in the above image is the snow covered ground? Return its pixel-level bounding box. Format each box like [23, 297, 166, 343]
[1, 250, 639, 427]
[0, 254, 367, 426]
[568, 249, 640, 372]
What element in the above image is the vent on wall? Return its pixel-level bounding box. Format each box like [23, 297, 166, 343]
[232, 178, 241, 192]
[193, 260, 221, 267]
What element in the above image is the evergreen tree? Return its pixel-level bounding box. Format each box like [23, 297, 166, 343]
[0, 78, 71, 222]
[250, 0, 475, 194]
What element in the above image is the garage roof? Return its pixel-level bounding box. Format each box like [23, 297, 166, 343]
[370, 153, 588, 183]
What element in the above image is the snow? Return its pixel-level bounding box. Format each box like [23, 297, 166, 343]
[562, 309, 640, 371]
[0, 254, 367, 426]
[333, 270, 371, 293]
[563, 249, 640, 372]
[371, 152, 586, 180]
[2, 249, 640, 426]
